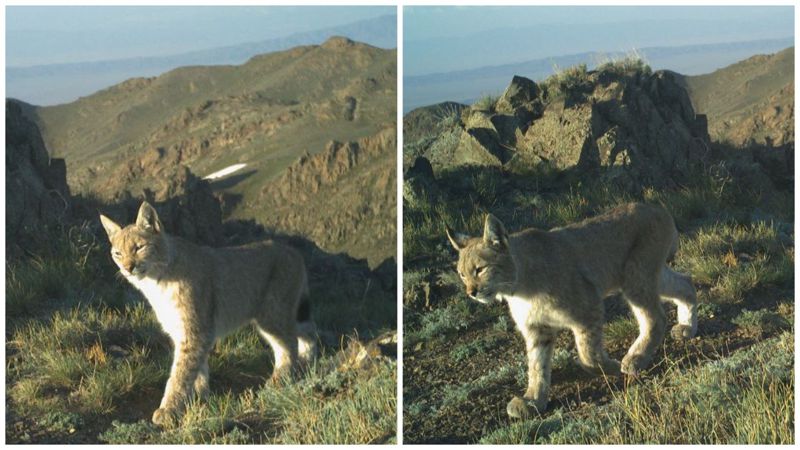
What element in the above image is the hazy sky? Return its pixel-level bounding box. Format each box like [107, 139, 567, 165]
[405, 6, 794, 75]
[7, 6, 395, 67]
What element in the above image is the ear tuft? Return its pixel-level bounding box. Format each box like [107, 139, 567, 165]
[483, 214, 508, 248]
[135, 201, 163, 234]
[99, 214, 121, 239]
[445, 224, 470, 251]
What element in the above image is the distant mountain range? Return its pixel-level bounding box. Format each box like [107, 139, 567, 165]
[8, 14, 397, 106]
[404, 37, 793, 112]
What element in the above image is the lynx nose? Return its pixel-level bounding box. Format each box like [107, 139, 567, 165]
[123, 261, 135, 273]
[467, 286, 477, 297]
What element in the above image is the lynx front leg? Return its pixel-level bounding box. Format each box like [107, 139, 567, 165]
[507, 326, 556, 419]
[153, 337, 213, 427]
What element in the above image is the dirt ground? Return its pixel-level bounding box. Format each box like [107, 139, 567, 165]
[402, 285, 787, 444]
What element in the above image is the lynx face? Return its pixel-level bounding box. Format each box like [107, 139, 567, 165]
[446, 215, 517, 304]
[100, 203, 170, 280]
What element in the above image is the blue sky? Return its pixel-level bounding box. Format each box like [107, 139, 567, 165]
[7, 6, 395, 67]
[404, 5, 794, 75]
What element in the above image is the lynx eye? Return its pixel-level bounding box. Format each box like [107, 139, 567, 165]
[136, 244, 149, 253]
[476, 266, 487, 276]
[111, 249, 122, 258]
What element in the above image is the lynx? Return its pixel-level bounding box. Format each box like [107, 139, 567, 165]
[446, 203, 697, 419]
[100, 201, 316, 426]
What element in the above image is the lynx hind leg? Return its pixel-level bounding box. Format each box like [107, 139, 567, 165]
[659, 267, 698, 340]
[297, 321, 318, 364]
[295, 294, 318, 364]
[621, 294, 667, 376]
[256, 324, 299, 383]
[573, 325, 621, 376]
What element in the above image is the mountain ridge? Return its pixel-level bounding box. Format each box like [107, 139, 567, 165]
[27, 37, 396, 266]
[8, 14, 397, 106]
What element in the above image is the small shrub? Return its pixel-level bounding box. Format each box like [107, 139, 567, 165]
[473, 94, 499, 113]
[732, 308, 789, 336]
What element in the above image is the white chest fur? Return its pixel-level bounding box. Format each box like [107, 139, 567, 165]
[128, 276, 185, 343]
[501, 293, 573, 331]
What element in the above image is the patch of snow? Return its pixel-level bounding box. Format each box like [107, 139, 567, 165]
[203, 163, 247, 180]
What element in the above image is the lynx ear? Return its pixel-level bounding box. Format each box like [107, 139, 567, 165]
[135, 201, 163, 234]
[445, 224, 470, 251]
[483, 214, 508, 248]
[99, 214, 121, 239]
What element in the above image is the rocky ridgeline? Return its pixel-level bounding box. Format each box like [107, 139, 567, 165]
[6, 99, 223, 246]
[6, 100, 71, 239]
[91, 143, 224, 245]
[412, 66, 712, 188]
[256, 126, 396, 268]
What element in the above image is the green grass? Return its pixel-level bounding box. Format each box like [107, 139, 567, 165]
[98, 359, 396, 444]
[6, 224, 396, 444]
[479, 332, 793, 444]
[403, 154, 793, 443]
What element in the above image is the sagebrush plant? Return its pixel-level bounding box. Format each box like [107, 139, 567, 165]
[596, 51, 652, 77]
[474, 94, 499, 113]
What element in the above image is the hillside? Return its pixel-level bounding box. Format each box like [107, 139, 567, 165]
[682, 47, 794, 147]
[402, 60, 793, 444]
[28, 37, 396, 266]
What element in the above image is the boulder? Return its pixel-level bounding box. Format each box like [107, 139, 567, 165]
[6, 100, 71, 239]
[403, 156, 438, 209]
[427, 67, 713, 187]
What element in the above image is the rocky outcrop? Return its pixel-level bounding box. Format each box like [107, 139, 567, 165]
[403, 156, 438, 210]
[6, 100, 71, 238]
[419, 67, 712, 187]
[91, 144, 222, 245]
[256, 126, 396, 268]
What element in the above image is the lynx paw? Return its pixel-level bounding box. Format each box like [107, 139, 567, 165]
[194, 380, 210, 399]
[506, 396, 545, 419]
[621, 354, 648, 377]
[152, 407, 178, 427]
[269, 369, 295, 386]
[671, 324, 696, 341]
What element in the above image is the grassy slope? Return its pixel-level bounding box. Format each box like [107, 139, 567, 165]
[6, 224, 396, 444]
[402, 60, 794, 444]
[403, 168, 793, 444]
